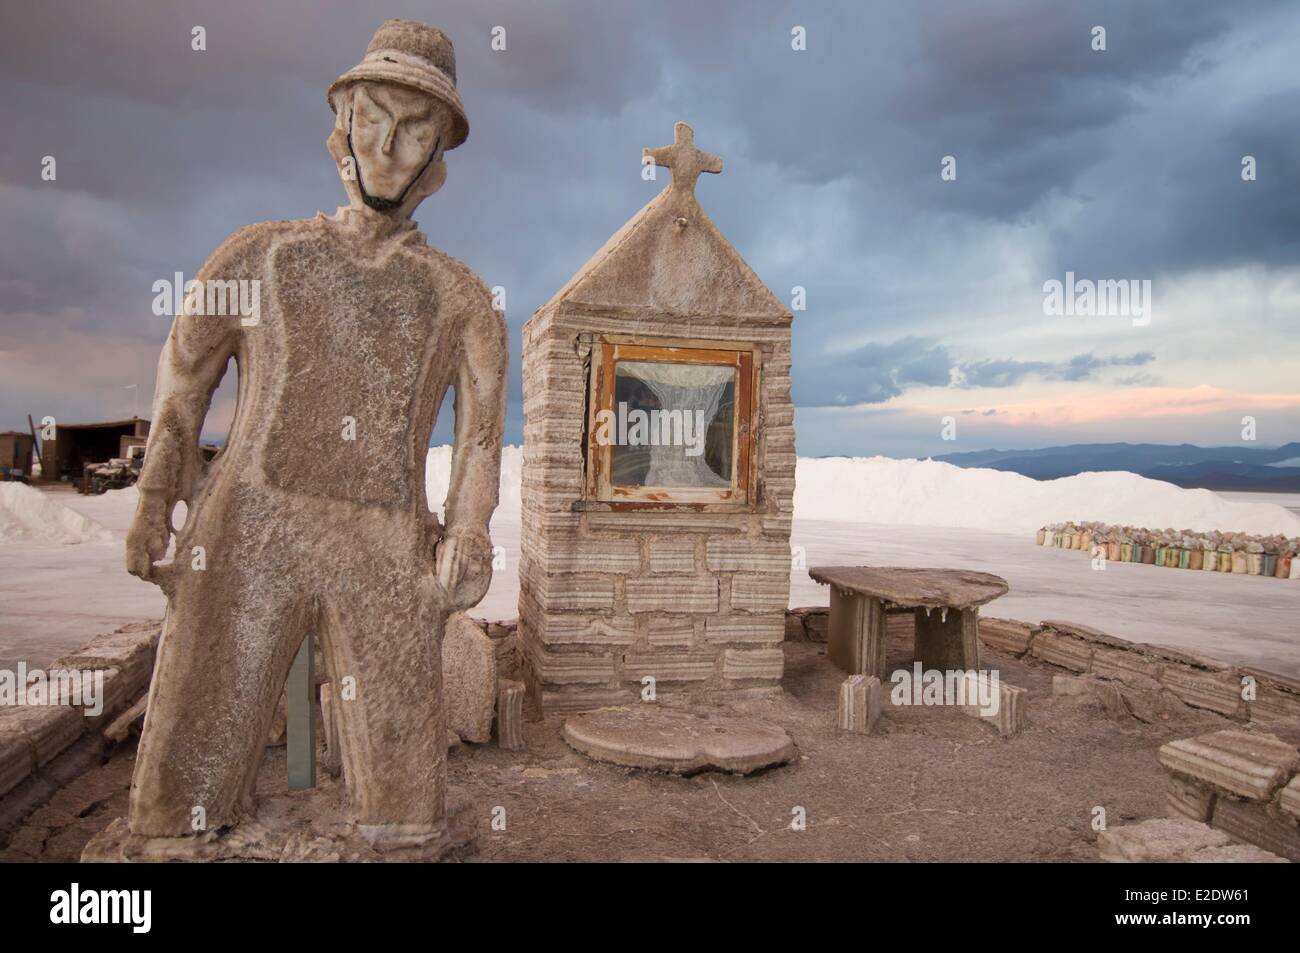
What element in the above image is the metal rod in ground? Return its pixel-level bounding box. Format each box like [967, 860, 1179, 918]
[287, 635, 316, 791]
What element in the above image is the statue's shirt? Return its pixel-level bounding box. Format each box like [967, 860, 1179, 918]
[255, 224, 453, 506]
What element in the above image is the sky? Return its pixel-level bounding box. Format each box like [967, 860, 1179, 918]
[2, 0, 1298, 459]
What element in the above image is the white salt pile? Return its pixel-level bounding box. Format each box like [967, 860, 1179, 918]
[425, 447, 1300, 538]
[0, 483, 115, 544]
[426, 445, 523, 527]
[792, 457, 1300, 536]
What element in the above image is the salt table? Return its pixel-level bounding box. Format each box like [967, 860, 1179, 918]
[808, 566, 1009, 676]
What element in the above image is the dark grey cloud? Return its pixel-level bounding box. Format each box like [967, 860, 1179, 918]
[792, 337, 951, 405]
[797, 338, 1156, 405]
[961, 350, 1155, 387]
[0, 0, 1294, 452]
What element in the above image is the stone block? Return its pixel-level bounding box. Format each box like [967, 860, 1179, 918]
[1029, 630, 1092, 672]
[801, 608, 829, 643]
[722, 648, 784, 682]
[496, 679, 526, 751]
[1052, 674, 1128, 718]
[729, 574, 789, 613]
[625, 576, 718, 614]
[48, 666, 129, 731]
[1167, 774, 1216, 822]
[531, 614, 636, 647]
[838, 674, 881, 734]
[0, 733, 31, 799]
[521, 464, 583, 495]
[647, 616, 695, 648]
[102, 694, 148, 746]
[1158, 730, 1297, 800]
[1209, 797, 1300, 862]
[760, 515, 793, 538]
[977, 617, 1034, 656]
[704, 614, 784, 644]
[706, 538, 790, 573]
[1038, 619, 1133, 651]
[1279, 775, 1300, 822]
[546, 539, 642, 574]
[585, 512, 744, 535]
[1250, 683, 1300, 724]
[647, 539, 697, 574]
[622, 652, 715, 683]
[1148, 643, 1232, 672]
[1089, 646, 1164, 691]
[493, 634, 520, 682]
[1189, 844, 1288, 863]
[527, 647, 617, 686]
[1157, 666, 1244, 718]
[533, 574, 617, 612]
[961, 674, 1026, 736]
[540, 688, 636, 712]
[1097, 818, 1230, 863]
[1241, 668, 1300, 724]
[443, 613, 498, 744]
[0, 704, 83, 770]
[1052, 674, 1090, 696]
[50, 620, 161, 697]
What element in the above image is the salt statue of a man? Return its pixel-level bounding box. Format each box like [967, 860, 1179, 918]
[123, 20, 505, 856]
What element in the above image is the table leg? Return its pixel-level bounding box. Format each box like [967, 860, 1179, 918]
[828, 589, 886, 677]
[913, 606, 982, 672]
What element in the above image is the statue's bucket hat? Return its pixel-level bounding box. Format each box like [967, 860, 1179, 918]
[328, 19, 469, 149]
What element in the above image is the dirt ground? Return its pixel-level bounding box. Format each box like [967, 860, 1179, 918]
[1, 625, 1266, 863]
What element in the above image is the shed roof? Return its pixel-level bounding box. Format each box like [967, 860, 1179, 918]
[53, 417, 150, 430]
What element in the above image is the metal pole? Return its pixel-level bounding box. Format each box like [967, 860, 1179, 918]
[286, 635, 316, 790]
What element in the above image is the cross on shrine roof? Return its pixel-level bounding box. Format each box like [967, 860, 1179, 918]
[535, 117, 787, 319]
[643, 121, 722, 201]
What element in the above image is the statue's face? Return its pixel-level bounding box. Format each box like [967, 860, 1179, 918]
[348, 82, 450, 209]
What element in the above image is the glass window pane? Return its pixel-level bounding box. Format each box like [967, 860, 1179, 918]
[609, 360, 735, 488]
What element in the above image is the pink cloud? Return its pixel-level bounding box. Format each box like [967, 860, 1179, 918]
[915, 385, 1300, 426]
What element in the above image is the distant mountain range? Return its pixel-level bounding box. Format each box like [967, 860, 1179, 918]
[934, 442, 1300, 492]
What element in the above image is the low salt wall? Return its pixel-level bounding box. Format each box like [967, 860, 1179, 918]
[787, 607, 1300, 726]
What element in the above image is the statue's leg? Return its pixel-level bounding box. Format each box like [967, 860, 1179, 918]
[317, 568, 446, 849]
[128, 552, 311, 839]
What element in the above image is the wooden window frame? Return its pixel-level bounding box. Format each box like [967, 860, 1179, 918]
[582, 334, 760, 511]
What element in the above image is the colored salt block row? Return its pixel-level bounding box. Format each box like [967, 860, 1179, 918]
[1036, 523, 1300, 579]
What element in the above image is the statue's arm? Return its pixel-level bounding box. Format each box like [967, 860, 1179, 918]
[126, 229, 261, 582]
[435, 279, 507, 604]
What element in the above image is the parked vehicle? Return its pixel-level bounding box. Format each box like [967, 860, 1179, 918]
[80, 445, 145, 495]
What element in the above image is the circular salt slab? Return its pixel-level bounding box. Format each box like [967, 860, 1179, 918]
[562, 707, 797, 775]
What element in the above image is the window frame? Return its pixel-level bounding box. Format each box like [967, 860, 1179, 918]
[583, 334, 760, 511]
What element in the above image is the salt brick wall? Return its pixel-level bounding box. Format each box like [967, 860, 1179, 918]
[519, 304, 794, 711]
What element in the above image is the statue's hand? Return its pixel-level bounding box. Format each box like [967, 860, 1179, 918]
[434, 527, 493, 611]
[125, 491, 172, 585]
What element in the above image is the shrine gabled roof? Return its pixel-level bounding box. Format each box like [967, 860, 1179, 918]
[539, 124, 791, 322]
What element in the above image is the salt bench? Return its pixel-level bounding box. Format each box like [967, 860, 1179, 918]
[808, 566, 1009, 677]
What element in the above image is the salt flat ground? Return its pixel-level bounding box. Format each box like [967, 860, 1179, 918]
[3, 485, 1298, 675]
[0, 486, 164, 673]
